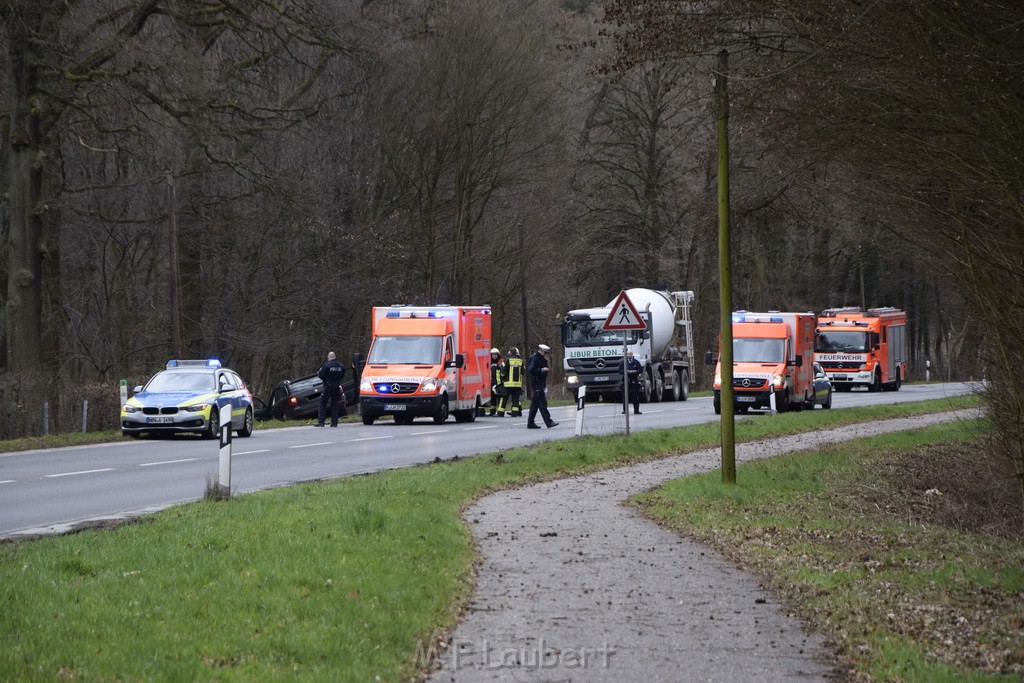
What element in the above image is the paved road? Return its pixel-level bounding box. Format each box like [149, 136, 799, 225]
[0, 382, 975, 539]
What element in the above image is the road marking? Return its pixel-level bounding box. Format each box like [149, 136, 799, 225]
[411, 430, 446, 436]
[0, 479, 14, 484]
[465, 425, 498, 430]
[138, 458, 198, 467]
[348, 435, 395, 442]
[234, 449, 270, 455]
[290, 442, 334, 449]
[45, 468, 115, 478]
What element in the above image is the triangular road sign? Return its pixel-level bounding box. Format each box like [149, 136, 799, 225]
[603, 290, 647, 330]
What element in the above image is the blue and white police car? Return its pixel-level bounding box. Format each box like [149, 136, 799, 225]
[120, 359, 255, 438]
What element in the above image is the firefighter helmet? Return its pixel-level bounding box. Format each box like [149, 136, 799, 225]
[508, 347, 519, 356]
[490, 347, 500, 355]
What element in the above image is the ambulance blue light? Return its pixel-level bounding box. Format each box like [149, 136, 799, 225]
[770, 316, 783, 323]
[386, 311, 400, 318]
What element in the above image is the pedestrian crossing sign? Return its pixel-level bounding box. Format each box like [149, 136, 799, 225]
[603, 290, 647, 331]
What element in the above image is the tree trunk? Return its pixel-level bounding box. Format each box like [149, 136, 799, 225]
[6, 14, 45, 371]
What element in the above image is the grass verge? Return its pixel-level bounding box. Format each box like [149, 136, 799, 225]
[633, 417, 1024, 681]
[0, 395, 993, 681]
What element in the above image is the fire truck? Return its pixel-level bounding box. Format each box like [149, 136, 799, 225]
[357, 305, 491, 425]
[814, 307, 907, 391]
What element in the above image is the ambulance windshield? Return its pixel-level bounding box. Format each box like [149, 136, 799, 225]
[733, 338, 785, 363]
[563, 319, 640, 346]
[368, 336, 443, 365]
[815, 331, 869, 353]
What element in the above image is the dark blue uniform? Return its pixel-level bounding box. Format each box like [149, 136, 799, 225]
[622, 356, 643, 414]
[317, 358, 346, 427]
[526, 349, 558, 429]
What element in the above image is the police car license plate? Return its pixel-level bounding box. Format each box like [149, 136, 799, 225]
[736, 396, 756, 403]
[593, 376, 609, 382]
[385, 404, 406, 411]
[147, 417, 173, 423]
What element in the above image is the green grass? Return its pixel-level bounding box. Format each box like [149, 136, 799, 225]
[634, 416, 1024, 681]
[0, 395, 990, 681]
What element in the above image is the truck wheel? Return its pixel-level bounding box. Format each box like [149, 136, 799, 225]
[775, 391, 789, 413]
[893, 371, 902, 391]
[650, 371, 663, 403]
[667, 371, 681, 401]
[713, 391, 721, 415]
[869, 369, 882, 392]
[640, 371, 653, 403]
[432, 397, 449, 424]
[679, 370, 690, 401]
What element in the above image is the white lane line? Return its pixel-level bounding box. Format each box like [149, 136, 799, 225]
[45, 468, 115, 478]
[290, 442, 334, 449]
[465, 425, 498, 431]
[411, 430, 446, 436]
[348, 435, 395, 442]
[234, 449, 270, 455]
[0, 479, 14, 484]
[138, 458, 198, 467]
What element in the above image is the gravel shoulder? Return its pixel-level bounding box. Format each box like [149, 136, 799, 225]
[429, 410, 974, 682]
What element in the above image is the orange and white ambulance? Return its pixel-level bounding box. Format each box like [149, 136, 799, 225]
[814, 307, 907, 391]
[712, 311, 816, 414]
[357, 305, 491, 425]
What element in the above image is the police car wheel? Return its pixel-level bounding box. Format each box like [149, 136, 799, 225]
[237, 407, 253, 437]
[204, 408, 219, 439]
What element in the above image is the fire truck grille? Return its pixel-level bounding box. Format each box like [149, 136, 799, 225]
[824, 361, 863, 370]
[732, 378, 767, 389]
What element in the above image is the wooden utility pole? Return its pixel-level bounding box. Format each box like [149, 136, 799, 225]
[716, 49, 736, 483]
[166, 171, 182, 358]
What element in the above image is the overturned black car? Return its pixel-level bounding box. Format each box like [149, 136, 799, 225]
[265, 373, 358, 421]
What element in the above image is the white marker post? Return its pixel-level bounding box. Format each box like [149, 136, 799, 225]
[218, 402, 233, 498]
[574, 385, 587, 436]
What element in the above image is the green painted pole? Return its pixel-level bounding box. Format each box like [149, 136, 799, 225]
[716, 49, 736, 483]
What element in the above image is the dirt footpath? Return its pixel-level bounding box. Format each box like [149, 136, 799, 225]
[429, 411, 974, 682]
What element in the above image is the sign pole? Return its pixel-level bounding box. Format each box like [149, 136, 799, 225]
[218, 402, 233, 498]
[623, 331, 630, 436]
[574, 385, 586, 436]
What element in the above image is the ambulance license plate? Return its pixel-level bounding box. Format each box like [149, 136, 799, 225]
[593, 376, 609, 382]
[736, 396, 756, 403]
[147, 417, 173, 424]
[385, 404, 406, 411]
[834, 374, 847, 380]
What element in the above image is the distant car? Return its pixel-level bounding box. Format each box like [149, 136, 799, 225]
[267, 373, 358, 421]
[121, 359, 255, 438]
[811, 362, 833, 409]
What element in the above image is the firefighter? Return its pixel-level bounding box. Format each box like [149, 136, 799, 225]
[488, 347, 505, 416]
[499, 347, 524, 417]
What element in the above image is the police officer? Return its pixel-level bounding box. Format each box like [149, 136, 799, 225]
[526, 344, 558, 429]
[622, 350, 643, 415]
[488, 347, 505, 416]
[500, 347, 524, 417]
[316, 351, 346, 427]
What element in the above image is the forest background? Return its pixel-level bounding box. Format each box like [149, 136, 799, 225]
[0, 0, 1019, 475]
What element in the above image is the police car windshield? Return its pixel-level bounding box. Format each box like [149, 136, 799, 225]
[368, 336, 443, 365]
[564, 320, 639, 346]
[146, 371, 216, 392]
[733, 338, 785, 363]
[815, 331, 869, 353]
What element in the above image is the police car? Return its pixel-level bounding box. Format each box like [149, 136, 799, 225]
[120, 359, 255, 438]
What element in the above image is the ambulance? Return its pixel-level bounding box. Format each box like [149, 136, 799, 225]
[815, 307, 907, 391]
[712, 311, 816, 414]
[357, 305, 491, 425]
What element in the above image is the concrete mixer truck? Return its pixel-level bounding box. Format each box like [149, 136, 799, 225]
[559, 289, 695, 403]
